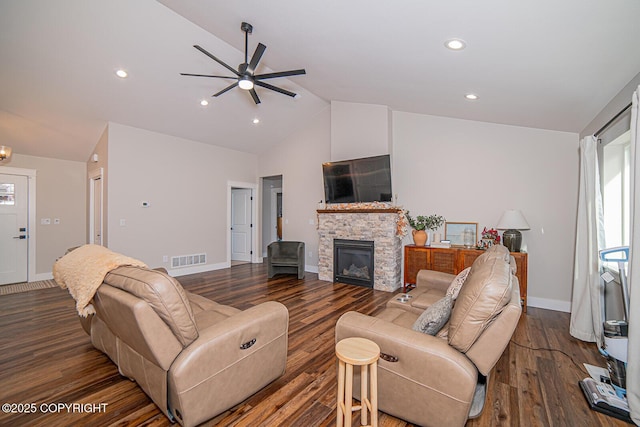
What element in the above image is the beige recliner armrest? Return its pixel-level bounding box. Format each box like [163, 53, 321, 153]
[336, 311, 477, 426]
[168, 301, 289, 427]
[416, 269, 455, 293]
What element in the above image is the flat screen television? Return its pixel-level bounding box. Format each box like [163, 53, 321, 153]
[322, 154, 392, 204]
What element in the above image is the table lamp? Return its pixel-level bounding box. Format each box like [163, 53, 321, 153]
[496, 209, 530, 252]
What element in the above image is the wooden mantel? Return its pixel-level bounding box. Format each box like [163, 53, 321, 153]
[317, 208, 402, 214]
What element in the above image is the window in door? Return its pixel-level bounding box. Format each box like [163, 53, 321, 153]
[0, 183, 15, 205]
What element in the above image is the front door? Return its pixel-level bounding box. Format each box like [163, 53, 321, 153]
[231, 188, 252, 262]
[0, 174, 28, 285]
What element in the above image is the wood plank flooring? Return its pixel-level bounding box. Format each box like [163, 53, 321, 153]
[0, 264, 630, 426]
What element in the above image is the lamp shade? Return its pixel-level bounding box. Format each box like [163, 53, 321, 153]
[496, 210, 530, 230]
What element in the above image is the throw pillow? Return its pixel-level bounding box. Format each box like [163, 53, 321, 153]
[412, 295, 453, 335]
[446, 267, 471, 300]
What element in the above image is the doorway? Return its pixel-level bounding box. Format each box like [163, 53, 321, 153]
[261, 175, 283, 257]
[229, 182, 256, 266]
[89, 168, 103, 246]
[0, 168, 35, 285]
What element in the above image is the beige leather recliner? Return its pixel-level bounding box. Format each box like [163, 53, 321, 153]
[78, 266, 289, 427]
[335, 245, 521, 427]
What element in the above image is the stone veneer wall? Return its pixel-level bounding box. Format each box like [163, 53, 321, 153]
[317, 210, 402, 292]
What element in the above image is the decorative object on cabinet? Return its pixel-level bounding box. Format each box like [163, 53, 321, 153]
[445, 222, 477, 247]
[403, 245, 528, 312]
[405, 211, 445, 246]
[479, 227, 500, 249]
[496, 209, 530, 252]
[412, 229, 428, 246]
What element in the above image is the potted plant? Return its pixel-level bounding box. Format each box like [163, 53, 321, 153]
[405, 212, 445, 246]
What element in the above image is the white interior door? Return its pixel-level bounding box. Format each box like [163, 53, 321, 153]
[0, 174, 28, 285]
[231, 188, 252, 262]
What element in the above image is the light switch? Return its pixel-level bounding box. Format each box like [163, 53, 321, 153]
[41, 218, 51, 225]
[120, 219, 126, 226]
[53, 218, 60, 225]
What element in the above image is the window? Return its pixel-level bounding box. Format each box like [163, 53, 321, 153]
[598, 111, 631, 319]
[598, 110, 631, 249]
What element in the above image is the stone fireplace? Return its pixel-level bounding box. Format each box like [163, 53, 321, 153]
[317, 208, 402, 292]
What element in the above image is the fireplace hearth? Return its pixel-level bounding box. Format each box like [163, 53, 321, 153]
[334, 239, 374, 288]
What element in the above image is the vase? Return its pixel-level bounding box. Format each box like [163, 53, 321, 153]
[412, 229, 428, 246]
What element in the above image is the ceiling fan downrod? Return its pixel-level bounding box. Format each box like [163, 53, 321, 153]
[241, 22, 252, 65]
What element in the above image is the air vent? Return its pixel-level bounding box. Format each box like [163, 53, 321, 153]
[171, 253, 206, 268]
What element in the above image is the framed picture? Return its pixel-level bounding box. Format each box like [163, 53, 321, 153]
[445, 222, 478, 247]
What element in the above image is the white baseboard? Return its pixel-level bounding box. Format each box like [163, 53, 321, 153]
[31, 272, 54, 282]
[170, 261, 229, 277]
[527, 296, 572, 313]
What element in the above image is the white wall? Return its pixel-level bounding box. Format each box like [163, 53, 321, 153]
[106, 123, 257, 272]
[331, 101, 392, 161]
[581, 71, 640, 138]
[258, 107, 331, 271]
[6, 154, 86, 276]
[393, 111, 579, 310]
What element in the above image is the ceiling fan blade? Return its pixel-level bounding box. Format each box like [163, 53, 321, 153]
[255, 81, 296, 97]
[213, 82, 238, 97]
[247, 43, 266, 75]
[193, 45, 240, 76]
[254, 69, 306, 80]
[180, 73, 237, 79]
[249, 88, 261, 104]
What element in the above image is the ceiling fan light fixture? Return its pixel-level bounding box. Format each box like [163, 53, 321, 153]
[115, 69, 128, 78]
[445, 39, 466, 50]
[238, 76, 254, 90]
[200, 99, 209, 106]
[465, 93, 479, 100]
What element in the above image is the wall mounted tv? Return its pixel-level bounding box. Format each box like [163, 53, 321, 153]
[322, 154, 392, 204]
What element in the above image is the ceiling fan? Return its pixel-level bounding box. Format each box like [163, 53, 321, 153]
[181, 22, 306, 105]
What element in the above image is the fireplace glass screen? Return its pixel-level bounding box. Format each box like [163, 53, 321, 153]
[333, 239, 374, 288]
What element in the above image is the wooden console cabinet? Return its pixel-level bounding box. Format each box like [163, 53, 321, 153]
[403, 245, 528, 312]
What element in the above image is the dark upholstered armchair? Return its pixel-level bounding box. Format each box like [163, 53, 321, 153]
[267, 241, 305, 279]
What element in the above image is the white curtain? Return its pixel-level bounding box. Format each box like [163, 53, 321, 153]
[570, 135, 605, 346]
[627, 86, 639, 425]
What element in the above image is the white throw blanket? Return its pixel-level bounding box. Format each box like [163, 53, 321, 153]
[52, 244, 147, 317]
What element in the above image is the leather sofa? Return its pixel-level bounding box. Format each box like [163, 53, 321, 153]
[335, 245, 521, 426]
[78, 265, 289, 427]
[267, 241, 305, 279]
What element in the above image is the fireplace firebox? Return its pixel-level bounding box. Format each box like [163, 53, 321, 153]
[333, 239, 374, 288]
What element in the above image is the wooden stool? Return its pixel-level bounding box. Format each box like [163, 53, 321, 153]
[336, 337, 380, 427]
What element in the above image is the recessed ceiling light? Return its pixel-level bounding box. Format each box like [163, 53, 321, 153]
[200, 99, 209, 106]
[445, 39, 466, 50]
[115, 69, 128, 78]
[465, 93, 479, 100]
[252, 118, 260, 124]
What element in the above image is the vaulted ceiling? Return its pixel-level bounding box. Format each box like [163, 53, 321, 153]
[1, 0, 639, 162]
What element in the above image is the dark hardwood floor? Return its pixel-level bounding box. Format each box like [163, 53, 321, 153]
[0, 264, 629, 426]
